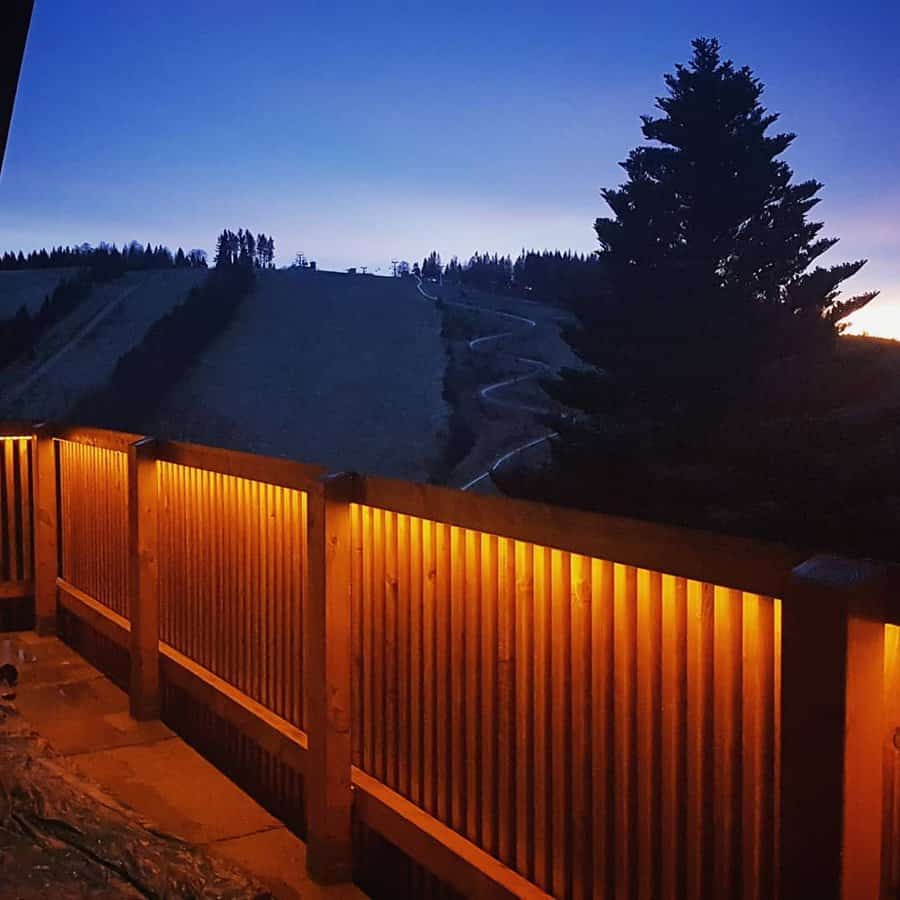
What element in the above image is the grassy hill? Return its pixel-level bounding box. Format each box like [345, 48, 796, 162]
[0, 268, 81, 317]
[0, 269, 206, 420]
[148, 269, 448, 482]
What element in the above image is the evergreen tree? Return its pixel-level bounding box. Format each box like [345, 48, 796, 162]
[422, 251, 442, 279]
[552, 37, 878, 433]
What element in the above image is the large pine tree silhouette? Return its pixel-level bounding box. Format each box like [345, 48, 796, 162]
[552, 37, 877, 432]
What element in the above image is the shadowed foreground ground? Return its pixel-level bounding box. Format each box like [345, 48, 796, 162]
[0, 633, 364, 900]
[0, 711, 272, 898]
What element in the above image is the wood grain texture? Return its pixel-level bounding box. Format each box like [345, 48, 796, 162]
[0, 437, 33, 588]
[352, 503, 782, 899]
[58, 440, 129, 619]
[156, 461, 308, 730]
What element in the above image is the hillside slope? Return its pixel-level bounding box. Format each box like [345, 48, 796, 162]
[149, 269, 448, 482]
[0, 269, 207, 420]
[0, 268, 81, 317]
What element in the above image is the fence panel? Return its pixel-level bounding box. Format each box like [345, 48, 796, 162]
[351, 503, 782, 900]
[58, 440, 129, 617]
[157, 462, 308, 729]
[0, 436, 32, 586]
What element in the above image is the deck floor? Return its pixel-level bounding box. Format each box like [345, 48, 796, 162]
[3, 631, 365, 900]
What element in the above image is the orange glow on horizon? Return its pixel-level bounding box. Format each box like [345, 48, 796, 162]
[845, 299, 900, 342]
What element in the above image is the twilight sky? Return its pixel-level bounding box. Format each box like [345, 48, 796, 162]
[1, 1, 898, 335]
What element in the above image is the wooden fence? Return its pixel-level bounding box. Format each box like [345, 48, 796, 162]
[8, 422, 899, 898]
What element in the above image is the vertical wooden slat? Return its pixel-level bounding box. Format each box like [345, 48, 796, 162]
[5, 441, 14, 580]
[12, 440, 21, 580]
[637, 569, 662, 900]
[614, 564, 638, 898]
[661, 575, 688, 899]
[742, 594, 776, 899]
[408, 515, 422, 806]
[569, 554, 590, 900]
[714, 587, 743, 897]
[497, 536, 516, 868]
[436, 522, 451, 824]
[373, 508, 386, 782]
[422, 517, 437, 816]
[687, 580, 715, 900]
[362, 505, 374, 774]
[481, 532, 498, 857]
[0, 440, 10, 582]
[464, 528, 481, 843]
[550, 549, 571, 898]
[532, 545, 551, 891]
[20, 438, 33, 579]
[351, 504, 363, 768]
[515, 540, 534, 880]
[34, 427, 58, 634]
[450, 525, 465, 833]
[384, 511, 398, 790]
[397, 513, 411, 799]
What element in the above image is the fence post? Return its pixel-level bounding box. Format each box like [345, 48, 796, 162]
[304, 472, 357, 883]
[33, 424, 58, 635]
[780, 555, 888, 899]
[128, 437, 159, 720]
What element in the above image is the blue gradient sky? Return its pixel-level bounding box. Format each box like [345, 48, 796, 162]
[1, 1, 898, 335]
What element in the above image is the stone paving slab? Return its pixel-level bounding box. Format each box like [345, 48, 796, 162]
[1, 631, 366, 899]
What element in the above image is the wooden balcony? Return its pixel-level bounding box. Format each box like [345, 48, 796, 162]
[0, 422, 897, 898]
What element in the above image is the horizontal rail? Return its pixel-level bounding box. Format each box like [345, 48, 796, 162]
[0, 580, 33, 600]
[359, 474, 805, 598]
[352, 768, 552, 900]
[156, 439, 326, 492]
[58, 577, 129, 645]
[159, 643, 308, 773]
[0, 424, 35, 438]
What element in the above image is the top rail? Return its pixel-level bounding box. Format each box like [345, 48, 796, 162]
[156, 439, 326, 493]
[0, 420, 37, 438]
[51, 425, 145, 453]
[17, 420, 890, 603]
[358, 474, 807, 598]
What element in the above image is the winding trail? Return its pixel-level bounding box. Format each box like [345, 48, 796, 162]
[415, 276, 563, 491]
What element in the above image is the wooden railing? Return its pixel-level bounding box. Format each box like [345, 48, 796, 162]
[6, 422, 898, 898]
